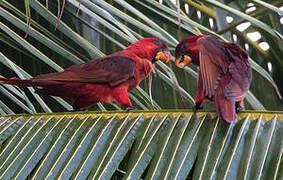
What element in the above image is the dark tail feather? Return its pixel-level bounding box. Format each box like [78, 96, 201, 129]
[0, 77, 62, 87]
[35, 85, 69, 97]
[0, 77, 36, 86]
[214, 86, 237, 122]
[1, 77, 80, 98]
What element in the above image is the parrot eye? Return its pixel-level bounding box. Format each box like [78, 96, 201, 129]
[182, 42, 190, 50]
[153, 40, 167, 50]
[180, 55, 185, 63]
[153, 40, 163, 47]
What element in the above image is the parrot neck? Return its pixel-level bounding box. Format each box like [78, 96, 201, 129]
[186, 43, 200, 66]
[124, 46, 156, 61]
[191, 53, 200, 66]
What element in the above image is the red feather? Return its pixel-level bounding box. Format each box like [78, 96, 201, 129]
[0, 38, 170, 111]
[175, 35, 252, 122]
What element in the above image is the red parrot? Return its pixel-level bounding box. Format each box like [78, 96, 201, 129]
[0, 38, 170, 111]
[175, 35, 252, 122]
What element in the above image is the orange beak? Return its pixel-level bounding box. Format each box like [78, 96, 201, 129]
[175, 55, 192, 68]
[155, 51, 171, 63]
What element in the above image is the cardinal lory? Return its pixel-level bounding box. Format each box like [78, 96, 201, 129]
[175, 35, 252, 122]
[0, 38, 171, 111]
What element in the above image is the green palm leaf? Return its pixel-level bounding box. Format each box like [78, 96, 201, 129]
[0, 111, 282, 179]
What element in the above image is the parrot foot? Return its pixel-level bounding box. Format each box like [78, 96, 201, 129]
[236, 106, 243, 113]
[70, 108, 87, 112]
[193, 103, 203, 113]
[69, 109, 78, 112]
[126, 106, 136, 111]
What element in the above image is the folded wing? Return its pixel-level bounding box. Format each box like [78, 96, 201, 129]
[33, 55, 135, 87]
[197, 35, 229, 98]
[223, 43, 252, 101]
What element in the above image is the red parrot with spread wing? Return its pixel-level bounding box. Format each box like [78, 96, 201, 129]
[0, 38, 170, 111]
[175, 35, 252, 122]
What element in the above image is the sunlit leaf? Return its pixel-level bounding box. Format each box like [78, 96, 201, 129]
[0, 111, 281, 178]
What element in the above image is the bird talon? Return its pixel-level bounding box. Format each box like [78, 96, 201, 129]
[70, 108, 86, 112]
[70, 108, 79, 112]
[193, 103, 203, 113]
[126, 106, 136, 111]
[236, 106, 243, 113]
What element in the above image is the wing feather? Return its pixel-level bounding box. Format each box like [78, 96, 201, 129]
[224, 43, 252, 100]
[33, 55, 135, 87]
[198, 36, 229, 98]
[197, 36, 251, 100]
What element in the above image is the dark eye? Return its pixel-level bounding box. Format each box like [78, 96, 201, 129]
[180, 55, 184, 62]
[153, 40, 163, 48]
[182, 42, 189, 50]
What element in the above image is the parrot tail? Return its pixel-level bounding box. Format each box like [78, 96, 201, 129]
[0, 77, 79, 98]
[0, 77, 36, 86]
[0, 77, 61, 87]
[214, 90, 237, 122]
[214, 79, 237, 123]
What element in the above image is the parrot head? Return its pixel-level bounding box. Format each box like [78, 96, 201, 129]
[174, 35, 205, 68]
[126, 38, 171, 63]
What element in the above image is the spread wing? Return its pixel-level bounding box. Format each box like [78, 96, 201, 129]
[224, 43, 252, 101]
[197, 36, 229, 98]
[34, 55, 135, 87]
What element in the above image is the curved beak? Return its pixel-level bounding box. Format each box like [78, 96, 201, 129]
[155, 50, 171, 63]
[175, 55, 192, 68]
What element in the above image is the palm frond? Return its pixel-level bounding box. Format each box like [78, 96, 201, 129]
[0, 110, 282, 179]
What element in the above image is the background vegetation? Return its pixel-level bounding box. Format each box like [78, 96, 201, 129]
[0, 0, 282, 113]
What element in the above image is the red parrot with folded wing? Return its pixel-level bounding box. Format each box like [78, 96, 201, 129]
[175, 35, 252, 122]
[0, 38, 171, 111]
